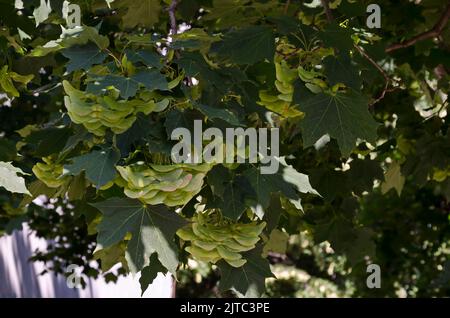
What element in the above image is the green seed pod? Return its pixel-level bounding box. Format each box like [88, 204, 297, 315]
[116, 162, 211, 206]
[32, 157, 70, 188]
[62, 81, 169, 137]
[177, 209, 266, 267]
[257, 61, 303, 118]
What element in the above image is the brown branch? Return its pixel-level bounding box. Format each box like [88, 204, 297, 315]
[353, 44, 400, 106]
[284, 0, 291, 14]
[385, 3, 450, 53]
[320, 0, 333, 22]
[167, 0, 178, 35]
[354, 44, 389, 81]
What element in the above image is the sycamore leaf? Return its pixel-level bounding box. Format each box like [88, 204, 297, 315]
[62, 43, 108, 72]
[177, 52, 224, 90]
[243, 167, 295, 214]
[310, 168, 348, 202]
[211, 26, 275, 65]
[298, 90, 379, 157]
[218, 246, 273, 297]
[139, 253, 168, 296]
[30, 26, 110, 57]
[64, 148, 120, 189]
[87, 70, 169, 98]
[243, 158, 318, 216]
[195, 103, 241, 126]
[347, 158, 383, 194]
[0, 66, 20, 97]
[381, 161, 405, 196]
[25, 126, 73, 157]
[203, 0, 247, 28]
[125, 49, 162, 69]
[94, 241, 129, 272]
[0, 161, 30, 195]
[262, 229, 289, 257]
[115, 0, 161, 29]
[319, 23, 354, 51]
[323, 52, 361, 90]
[0, 138, 17, 161]
[314, 219, 376, 265]
[92, 197, 187, 274]
[209, 175, 255, 221]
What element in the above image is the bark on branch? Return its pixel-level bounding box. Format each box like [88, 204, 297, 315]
[320, 0, 333, 22]
[167, 0, 178, 35]
[385, 3, 450, 53]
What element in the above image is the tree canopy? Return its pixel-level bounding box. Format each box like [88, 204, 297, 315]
[0, 0, 449, 297]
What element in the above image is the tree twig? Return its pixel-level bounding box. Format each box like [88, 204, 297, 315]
[353, 44, 400, 106]
[167, 0, 178, 35]
[353, 44, 389, 81]
[320, 0, 333, 22]
[385, 3, 450, 53]
[284, 0, 291, 14]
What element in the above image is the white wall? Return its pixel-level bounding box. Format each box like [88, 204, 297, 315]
[0, 224, 173, 298]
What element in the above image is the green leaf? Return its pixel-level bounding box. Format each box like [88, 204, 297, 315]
[244, 168, 294, 214]
[262, 229, 289, 257]
[115, 0, 161, 29]
[212, 26, 275, 65]
[88, 70, 169, 98]
[116, 114, 153, 157]
[381, 161, 405, 196]
[68, 172, 87, 201]
[177, 52, 224, 90]
[4, 214, 28, 235]
[297, 90, 379, 156]
[94, 241, 129, 272]
[0, 66, 19, 97]
[30, 26, 110, 57]
[218, 246, 273, 297]
[0, 138, 16, 161]
[62, 43, 108, 72]
[347, 158, 383, 194]
[25, 126, 73, 157]
[314, 219, 375, 265]
[139, 253, 168, 296]
[92, 197, 187, 274]
[319, 23, 354, 51]
[87, 74, 139, 99]
[323, 52, 361, 89]
[19, 180, 57, 208]
[164, 108, 201, 137]
[64, 148, 120, 189]
[218, 175, 254, 220]
[195, 103, 241, 126]
[0, 161, 30, 195]
[125, 49, 162, 69]
[310, 168, 348, 202]
[132, 70, 169, 91]
[243, 159, 318, 216]
[206, 165, 230, 199]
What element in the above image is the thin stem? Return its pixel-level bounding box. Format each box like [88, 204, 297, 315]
[320, 0, 333, 22]
[167, 0, 178, 36]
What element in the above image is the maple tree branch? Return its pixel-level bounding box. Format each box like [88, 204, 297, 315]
[353, 44, 400, 106]
[353, 44, 389, 81]
[284, 0, 291, 14]
[167, 0, 178, 35]
[320, 0, 333, 22]
[385, 3, 450, 53]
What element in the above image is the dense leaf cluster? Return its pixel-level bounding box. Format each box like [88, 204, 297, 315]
[0, 0, 449, 297]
